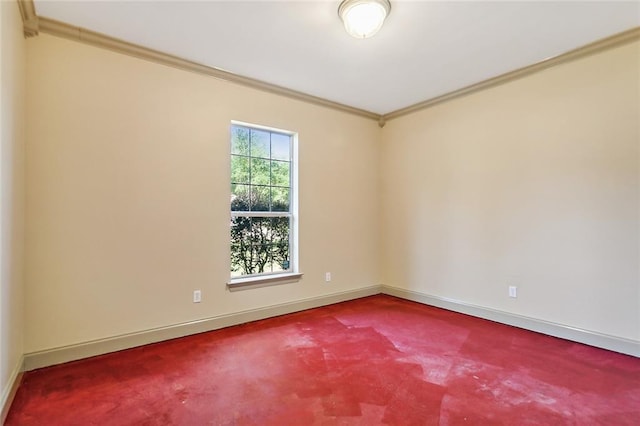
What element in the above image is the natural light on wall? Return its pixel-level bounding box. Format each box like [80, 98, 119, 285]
[339, 0, 391, 39]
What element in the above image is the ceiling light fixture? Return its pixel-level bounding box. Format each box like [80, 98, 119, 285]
[338, 0, 391, 39]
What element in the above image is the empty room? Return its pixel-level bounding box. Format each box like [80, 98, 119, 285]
[1, 0, 639, 424]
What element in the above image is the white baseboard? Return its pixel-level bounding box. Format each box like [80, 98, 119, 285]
[381, 285, 639, 357]
[23, 285, 382, 371]
[1, 355, 24, 424]
[21, 283, 638, 373]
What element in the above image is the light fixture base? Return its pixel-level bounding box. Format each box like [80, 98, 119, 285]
[338, 0, 391, 39]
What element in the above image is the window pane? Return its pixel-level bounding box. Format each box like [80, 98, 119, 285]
[271, 133, 290, 161]
[258, 244, 275, 274]
[250, 186, 270, 211]
[271, 160, 290, 188]
[272, 245, 290, 272]
[251, 158, 270, 186]
[230, 218, 270, 276]
[271, 187, 289, 211]
[231, 126, 250, 155]
[231, 155, 250, 184]
[271, 217, 290, 271]
[230, 216, 290, 277]
[230, 123, 295, 279]
[250, 129, 270, 158]
[231, 184, 250, 211]
[230, 216, 253, 275]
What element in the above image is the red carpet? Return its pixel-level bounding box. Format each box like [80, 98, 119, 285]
[6, 295, 640, 425]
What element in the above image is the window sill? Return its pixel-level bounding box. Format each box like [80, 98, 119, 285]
[227, 272, 303, 291]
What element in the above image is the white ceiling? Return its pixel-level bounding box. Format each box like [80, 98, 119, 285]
[33, 1, 640, 115]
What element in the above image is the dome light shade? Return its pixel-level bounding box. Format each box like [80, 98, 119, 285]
[339, 0, 391, 39]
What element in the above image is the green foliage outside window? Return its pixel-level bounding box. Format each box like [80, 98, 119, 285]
[230, 125, 292, 276]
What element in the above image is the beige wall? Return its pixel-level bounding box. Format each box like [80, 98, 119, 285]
[24, 34, 381, 353]
[20, 27, 640, 354]
[1, 0, 26, 411]
[381, 41, 640, 341]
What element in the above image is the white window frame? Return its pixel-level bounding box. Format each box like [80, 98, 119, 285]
[228, 121, 301, 290]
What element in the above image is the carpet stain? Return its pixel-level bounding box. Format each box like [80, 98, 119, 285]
[6, 295, 640, 425]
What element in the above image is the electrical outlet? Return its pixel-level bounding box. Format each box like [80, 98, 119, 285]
[325, 272, 331, 282]
[508, 286, 517, 298]
[193, 289, 202, 303]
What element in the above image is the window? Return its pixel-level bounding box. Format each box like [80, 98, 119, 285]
[229, 122, 298, 286]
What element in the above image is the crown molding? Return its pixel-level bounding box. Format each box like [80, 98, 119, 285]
[17, 0, 38, 37]
[35, 17, 380, 122]
[16, 1, 640, 127]
[382, 26, 640, 122]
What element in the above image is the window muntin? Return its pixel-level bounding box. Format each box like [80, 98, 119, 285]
[230, 124, 295, 280]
